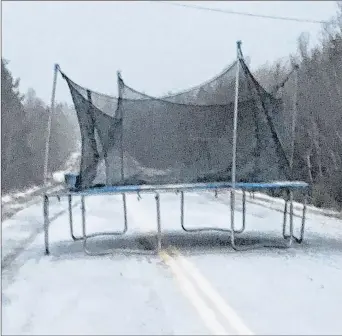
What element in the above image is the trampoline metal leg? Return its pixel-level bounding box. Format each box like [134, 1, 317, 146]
[80, 192, 153, 256]
[122, 193, 128, 234]
[282, 191, 294, 247]
[43, 195, 50, 255]
[288, 190, 294, 247]
[180, 190, 246, 234]
[242, 191, 246, 233]
[81, 196, 89, 254]
[68, 195, 83, 241]
[283, 190, 307, 244]
[230, 189, 238, 251]
[180, 191, 185, 230]
[80, 193, 129, 255]
[282, 199, 288, 238]
[80, 195, 110, 256]
[298, 193, 307, 243]
[155, 193, 162, 252]
[229, 188, 298, 252]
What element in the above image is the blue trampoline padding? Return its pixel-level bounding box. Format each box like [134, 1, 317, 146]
[52, 181, 309, 197]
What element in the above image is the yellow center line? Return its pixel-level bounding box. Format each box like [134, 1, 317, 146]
[159, 250, 229, 335]
[166, 248, 254, 336]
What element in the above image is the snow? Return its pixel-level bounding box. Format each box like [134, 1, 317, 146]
[2, 185, 50, 205]
[52, 171, 66, 183]
[238, 190, 341, 219]
[2, 190, 342, 335]
[2, 151, 80, 221]
[1, 184, 63, 223]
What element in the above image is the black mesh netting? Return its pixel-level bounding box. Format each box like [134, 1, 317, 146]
[60, 54, 292, 190]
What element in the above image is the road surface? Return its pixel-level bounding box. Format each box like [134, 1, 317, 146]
[2, 191, 342, 335]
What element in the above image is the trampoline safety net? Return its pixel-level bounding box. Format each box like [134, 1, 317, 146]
[60, 50, 292, 190]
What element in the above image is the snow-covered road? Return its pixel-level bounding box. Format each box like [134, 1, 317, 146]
[2, 191, 342, 335]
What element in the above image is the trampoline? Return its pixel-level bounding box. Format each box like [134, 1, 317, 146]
[43, 41, 309, 256]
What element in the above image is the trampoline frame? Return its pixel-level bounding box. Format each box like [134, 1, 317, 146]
[43, 181, 308, 256]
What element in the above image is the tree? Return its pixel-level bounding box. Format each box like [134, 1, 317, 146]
[1, 59, 79, 192]
[1, 59, 31, 191]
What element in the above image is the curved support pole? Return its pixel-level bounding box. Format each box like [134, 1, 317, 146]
[81, 196, 107, 256]
[180, 190, 246, 234]
[43, 195, 50, 255]
[68, 195, 83, 241]
[233, 189, 297, 251]
[81, 193, 148, 256]
[229, 189, 260, 251]
[283, 189, 307, 244]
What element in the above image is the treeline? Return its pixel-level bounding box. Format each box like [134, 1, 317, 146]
[1, 59, 78, 193]
[256, 2, 342, 209]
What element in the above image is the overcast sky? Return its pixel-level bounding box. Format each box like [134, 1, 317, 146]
[2, 1, 339, 104]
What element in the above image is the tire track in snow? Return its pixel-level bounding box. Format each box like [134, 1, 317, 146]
[2, 200, 80, 271]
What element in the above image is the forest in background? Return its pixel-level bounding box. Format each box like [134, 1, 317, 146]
[1, 60, 78, 192]
[1, 2, 341, 210]
[255, 2, 342, 209]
